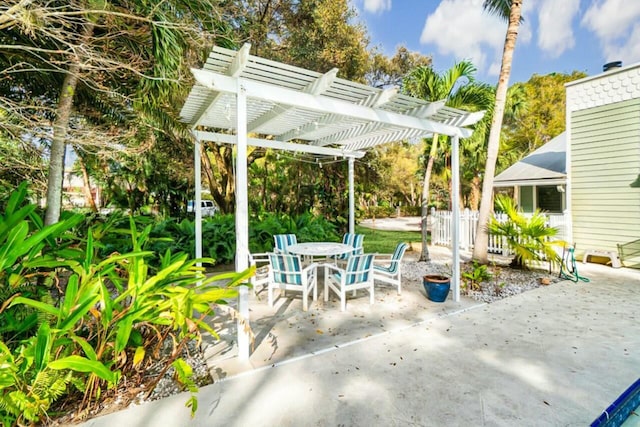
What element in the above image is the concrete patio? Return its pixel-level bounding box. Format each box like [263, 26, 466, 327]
[82, 251, 640, 426]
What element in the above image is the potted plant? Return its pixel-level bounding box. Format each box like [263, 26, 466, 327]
[423, 274, 451, 302]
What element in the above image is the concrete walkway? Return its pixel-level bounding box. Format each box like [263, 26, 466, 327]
[83, 261, 640, 426]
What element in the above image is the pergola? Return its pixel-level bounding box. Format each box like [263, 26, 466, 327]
[180, 44, 484, 359]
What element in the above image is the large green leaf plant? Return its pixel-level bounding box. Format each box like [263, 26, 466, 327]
[0, 184, 249, 424]
[487, 194, 563, 269]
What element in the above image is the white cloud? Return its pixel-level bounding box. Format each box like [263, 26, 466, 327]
[582, 0, 640, 41]
[536, 0, 580, 57]
[581, 0, 640, 64]
[419, 0, 531, 76]
[600, 22, 640, 63]
[363, 0, 391, 14]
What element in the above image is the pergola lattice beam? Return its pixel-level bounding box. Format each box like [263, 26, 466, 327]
[191, 44, 250, 128]
[191, 68, 472, 139]
[247, 68, 338, 133]
[193, 130, 366, 158]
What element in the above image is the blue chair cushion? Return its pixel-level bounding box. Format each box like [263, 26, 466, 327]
[344, 254, 373, 284]
[274, 234, 297, 253]
[269, 253, 302, 285]
[336, 233, 364, 260]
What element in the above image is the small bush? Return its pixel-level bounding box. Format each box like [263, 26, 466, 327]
[488, 195, 563, 269]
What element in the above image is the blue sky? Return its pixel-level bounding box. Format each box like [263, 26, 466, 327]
[354, 0, 640, 85]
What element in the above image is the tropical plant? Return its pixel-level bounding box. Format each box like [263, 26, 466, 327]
[462, 261, 493, 291]
[1, 0, 229, 225]
[0, 182, 84, 345]
[473, 0, 525, 264]
[487, 195, 562, 269]
[403, 60, 489, 261]
[0, 185, 249, 424]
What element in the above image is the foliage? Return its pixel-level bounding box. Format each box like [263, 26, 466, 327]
[249, 212, 339, 253]
[462, 261, 493, 291]
[367, 46, 432, 89]
[0, 186, 247, 424]
[487, 195, 563, 269]
[0, 182, 84, 345]
[499, 71, 587, 169]
[402, 60, 493, 261]
[1, 0, 230, 224]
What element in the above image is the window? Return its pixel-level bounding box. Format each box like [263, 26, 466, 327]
[536, 186, 563, 213]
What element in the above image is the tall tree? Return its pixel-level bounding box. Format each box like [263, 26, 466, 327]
[403, 61, 484, 262]
[1, 0, 224, 224]
[367, 46, 432, 89]
[472, 0, 524, 263]
[501, 71, 586, 161]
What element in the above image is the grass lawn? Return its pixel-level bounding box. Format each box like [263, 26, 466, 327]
[356, 225, 423, 254]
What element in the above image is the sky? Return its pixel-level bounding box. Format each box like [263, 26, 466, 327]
[354, 0, 640, 85]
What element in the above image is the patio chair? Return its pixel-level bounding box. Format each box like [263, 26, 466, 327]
[325, 253, 375, 311]
[334, 233, 364, 263]
[249, 252, 271, 296]
[267, 253, 317, 311]
[373, 242, 408, 295]
[273, 234, 297, 253]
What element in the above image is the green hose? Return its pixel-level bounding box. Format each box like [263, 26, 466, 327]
[559, 245, 590, 283]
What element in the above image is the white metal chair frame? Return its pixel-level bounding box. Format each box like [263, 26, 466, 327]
[324, 253, 375, 311]
[249, 252, 271, 296]
[373, 242, 408, 295]
[267, 253, 318, 311]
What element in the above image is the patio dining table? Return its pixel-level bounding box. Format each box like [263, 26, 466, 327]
[286, 242, 355, 289]
[286, 242, 354, 259]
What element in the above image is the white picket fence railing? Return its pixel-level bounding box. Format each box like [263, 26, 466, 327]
[430, 208, 569, 254]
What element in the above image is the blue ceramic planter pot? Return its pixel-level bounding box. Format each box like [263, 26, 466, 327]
[423, 275, 451, 303]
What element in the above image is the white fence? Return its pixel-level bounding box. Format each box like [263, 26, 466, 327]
[430, 208, 569, 254]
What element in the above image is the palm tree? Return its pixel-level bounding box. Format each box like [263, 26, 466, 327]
[403, 61, 488, 261]
[472, 0, 524, 263]
[1, 1, 227, 225]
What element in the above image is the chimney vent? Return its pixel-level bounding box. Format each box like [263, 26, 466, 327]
[603, 61, 622, 72]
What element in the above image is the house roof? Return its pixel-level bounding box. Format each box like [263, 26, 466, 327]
[180, 44, 484, 158]
[493, 132, 566, 187]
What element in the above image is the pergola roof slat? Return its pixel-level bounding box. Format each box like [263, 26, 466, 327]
[181, 43, 483, 153]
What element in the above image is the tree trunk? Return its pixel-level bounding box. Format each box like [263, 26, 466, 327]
[420, 133, 439, 262]
[470, 174, 481, 211]
[44, 22, 94, 225]
[44, 64, 80, 225]
[77, 153, 98, 212]
[472, 0, 522, 263]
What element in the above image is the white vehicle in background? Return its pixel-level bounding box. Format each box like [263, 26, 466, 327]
[187, 200, 218, 217]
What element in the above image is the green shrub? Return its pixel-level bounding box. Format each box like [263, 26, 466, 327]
[0, 185, 247, 424]
[462, 261, 493, 291]
[400, 205, 421, 216]
[488, 195, 563, 269]
[361, 205, 396, 219]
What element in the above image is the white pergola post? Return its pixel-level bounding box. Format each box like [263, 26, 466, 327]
[348, 157, 355, 234]
[193, 135, 203, 261]
[235, 81, 250, 361]
[451, 135, 461, 302]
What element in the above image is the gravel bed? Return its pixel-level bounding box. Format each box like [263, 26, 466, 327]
[402, 254, 562, 303]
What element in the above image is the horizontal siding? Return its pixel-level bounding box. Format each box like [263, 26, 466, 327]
[573, 191, 640, 201]
[572, 120, 639, 137]
[573, 168, 638, 183]
[572, 98, 640, 120]
[570, 98, 640, 254]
